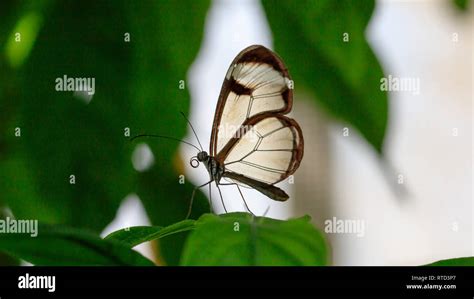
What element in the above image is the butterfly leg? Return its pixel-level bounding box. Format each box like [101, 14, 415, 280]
[235, 184, 255, 216]
[186, 180, 213, 219]
[218, 182, 255, 215]
[215, 182, 228, 214]
[208, 181, 214, 214]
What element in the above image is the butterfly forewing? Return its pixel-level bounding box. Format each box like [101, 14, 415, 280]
[210, 45, 303, 197]
[211, 45, 293, 156]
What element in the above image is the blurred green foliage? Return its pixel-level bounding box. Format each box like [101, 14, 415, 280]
[0, 210, 18, 265]
[0, 0, 209, 265]
[453, 0, 471, 11]
[125, 0, 211, 265]
[262, 0, 388, 153]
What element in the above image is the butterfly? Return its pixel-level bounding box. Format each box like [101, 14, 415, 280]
[185, 45, 304, 217]
[132, 45, 304, 216]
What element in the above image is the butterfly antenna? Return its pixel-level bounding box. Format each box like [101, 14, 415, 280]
[180, 111, 204, 151]
[130, 134, 201, 152]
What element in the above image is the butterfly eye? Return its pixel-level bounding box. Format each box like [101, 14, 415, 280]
[190, 157, 200, 168]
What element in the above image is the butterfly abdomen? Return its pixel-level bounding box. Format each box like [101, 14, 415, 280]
[223, 172, 289, 202]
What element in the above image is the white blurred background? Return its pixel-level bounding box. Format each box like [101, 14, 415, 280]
[102, 0, 473, 266]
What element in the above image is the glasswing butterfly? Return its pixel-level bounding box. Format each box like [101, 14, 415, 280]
[133, 45, 304, 217]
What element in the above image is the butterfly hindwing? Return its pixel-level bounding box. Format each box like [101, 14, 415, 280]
[221, 114, 303, 185]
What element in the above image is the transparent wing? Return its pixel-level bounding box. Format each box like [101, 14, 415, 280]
[222, 115, 303, 186]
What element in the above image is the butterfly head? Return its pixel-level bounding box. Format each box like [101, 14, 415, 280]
[197, 151, 209, 162]
[190, 151, 209, 168]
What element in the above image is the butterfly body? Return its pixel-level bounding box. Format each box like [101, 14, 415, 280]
[197, 151, 225, 182]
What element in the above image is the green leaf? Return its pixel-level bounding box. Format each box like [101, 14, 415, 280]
[427, 256, 474, 266]
[262, 0, 388, 153]
[104, 219, 195, 248]
[0, 224, 154, 266]
[180, 213, 329, 266]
